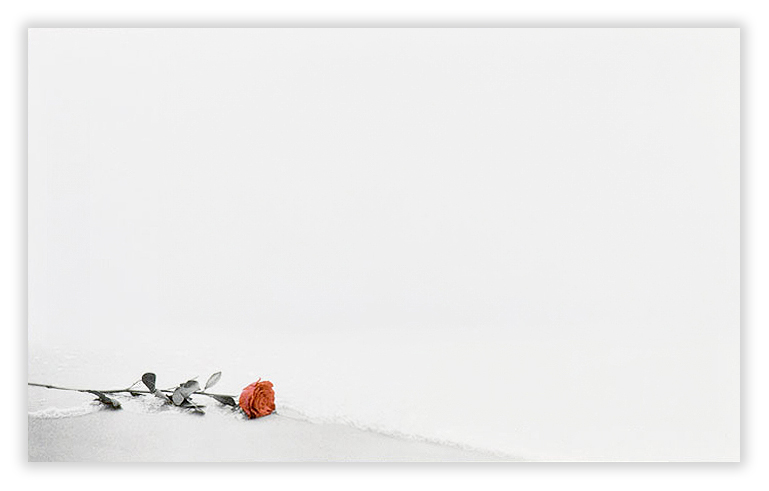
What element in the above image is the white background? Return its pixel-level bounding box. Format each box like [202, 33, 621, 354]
[3, 0, 768, 489]
[26, 27, 739, 461]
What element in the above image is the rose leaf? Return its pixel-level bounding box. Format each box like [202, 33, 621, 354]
[205, 372, 222, 390]
[141, 373, 157, 392]
[87, 390, 122, 410]
[172, 388, 186, 406]
[211, 394, 237, 407]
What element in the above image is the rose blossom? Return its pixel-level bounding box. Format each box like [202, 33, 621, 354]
[239, 379, 275, 418]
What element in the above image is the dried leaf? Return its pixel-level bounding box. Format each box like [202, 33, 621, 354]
[179, 399, 206, 415]
[153, 389, 170, 402]
[142, 373, 157, 392]
[179, 380, 200, 398]
[210, 394, 237, 407]
[179, 400, 206, 408]
[170, 379, 201, 406]
[172, 388, 185, 406]
[86, 390, 122, 410]
[205, 372, 222, 390]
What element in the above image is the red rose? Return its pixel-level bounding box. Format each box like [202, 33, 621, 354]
[239, 379, 275, 418]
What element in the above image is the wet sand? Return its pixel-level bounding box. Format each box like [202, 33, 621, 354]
[28, 411, 515, 462]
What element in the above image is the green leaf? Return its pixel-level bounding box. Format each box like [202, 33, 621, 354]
[205, 372, 222, 390]
[142, 373, 157, 392]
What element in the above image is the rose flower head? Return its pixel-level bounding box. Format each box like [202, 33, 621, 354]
[239, 379, 275, 418]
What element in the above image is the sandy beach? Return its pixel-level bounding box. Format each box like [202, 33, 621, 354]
[28, 410, 512, 462]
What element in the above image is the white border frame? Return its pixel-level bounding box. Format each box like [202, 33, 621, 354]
[3, 1, 764, 490]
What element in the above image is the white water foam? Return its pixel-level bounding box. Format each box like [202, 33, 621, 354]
[28, 404, 102, 419]
[28, 393, 242, 420]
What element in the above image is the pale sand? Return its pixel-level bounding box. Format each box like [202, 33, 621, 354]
[28, 411, 514, 462]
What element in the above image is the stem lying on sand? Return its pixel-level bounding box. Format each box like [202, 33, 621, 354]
[27, 382, 236, 403]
